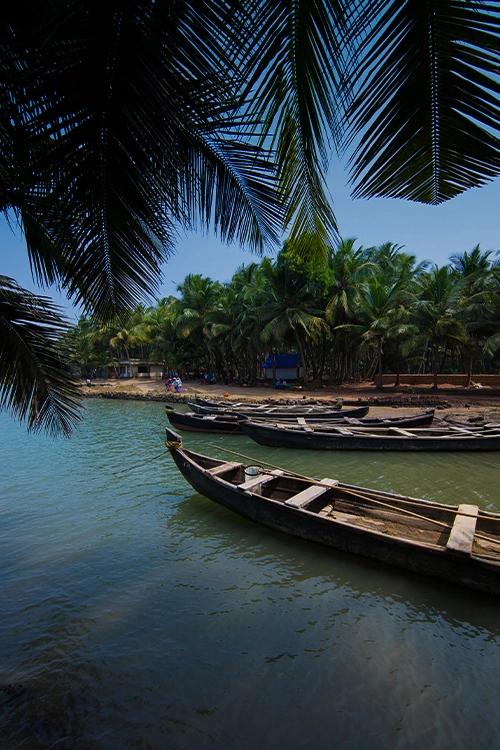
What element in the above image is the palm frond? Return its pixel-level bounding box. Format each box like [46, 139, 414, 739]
[1, 2, 283, 319]
[242, 0, 353, 250]
[0, 276, 80, 435]
[347, 0, 500, 203]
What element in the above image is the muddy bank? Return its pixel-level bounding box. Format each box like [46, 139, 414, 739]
[80, 381, 500, 423]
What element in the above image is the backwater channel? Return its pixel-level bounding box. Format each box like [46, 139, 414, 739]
[1, 399, 499, 749]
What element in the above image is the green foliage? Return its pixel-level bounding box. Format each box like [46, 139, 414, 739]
[0, 276, 80, 435]
[65, 241, 500, 386]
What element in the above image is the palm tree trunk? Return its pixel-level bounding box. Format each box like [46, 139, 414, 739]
[376, 340, 384, 390]
[466, 356, 473, 387]
[433, 369, 439, 390]
[295, 334, 308, 382]
[419, 339, 429, 374]
[124, 346, 131, 377]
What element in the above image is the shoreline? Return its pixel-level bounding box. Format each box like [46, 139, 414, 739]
[80, 380, 500, 421]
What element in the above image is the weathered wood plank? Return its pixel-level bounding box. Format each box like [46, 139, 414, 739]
[389, 427, 415, 437]
[208, 462, 241, 476]
[238, 474, 274, 491]
[297, 417, 313, 432]
[285, 485, 329, 509]
[446, 504, 479, 555]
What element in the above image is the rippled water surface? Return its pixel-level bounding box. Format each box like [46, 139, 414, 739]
[1, 400, 500, 749]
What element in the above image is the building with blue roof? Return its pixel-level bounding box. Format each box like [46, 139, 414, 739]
[261, 353, 303, 381]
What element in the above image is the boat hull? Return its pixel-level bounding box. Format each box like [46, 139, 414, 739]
[169, 445, 500, 594]
[241, 422, 500, 451]
[167, 409, 243, 433]
[168, 409, 435, 433]
[189, 402, 370, 420]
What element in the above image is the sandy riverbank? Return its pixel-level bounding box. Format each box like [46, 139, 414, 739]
[80, 379, 500, 421]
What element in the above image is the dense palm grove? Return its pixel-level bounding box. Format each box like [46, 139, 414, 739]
[66, 240, 500, 388]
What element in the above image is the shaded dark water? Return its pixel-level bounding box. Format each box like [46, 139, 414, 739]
[1, 400, 500, 749]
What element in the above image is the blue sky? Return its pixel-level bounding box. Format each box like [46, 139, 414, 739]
[2, 160, 499, 321]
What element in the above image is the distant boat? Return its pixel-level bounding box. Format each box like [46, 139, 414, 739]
[166, 408, 435, 433]
[193, 396, 342, 409]
[165, 428, 500, 594]
[241, 420, 500, 451]
[167, 409, 244, 433]
[188, 402, 370, 420]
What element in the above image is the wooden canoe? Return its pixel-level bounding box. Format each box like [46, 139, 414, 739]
[188, 402, 370, 420]
[166, 409, 244, 433]
[167, 408, 436, 433]
[194, 396, 344, 411]
[165, 428, 500, 594]
[241, 420, 500, 451]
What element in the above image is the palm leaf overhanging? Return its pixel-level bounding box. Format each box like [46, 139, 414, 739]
[0, 0, 499, 433]
[0, 276, 80, 435]
[346, 0, 500, 203]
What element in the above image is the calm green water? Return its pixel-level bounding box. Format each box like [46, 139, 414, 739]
[1, 400, 500, 749]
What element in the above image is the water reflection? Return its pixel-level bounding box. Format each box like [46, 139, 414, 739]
[169, 493, 500, 638]
[0, 401, 499, 750]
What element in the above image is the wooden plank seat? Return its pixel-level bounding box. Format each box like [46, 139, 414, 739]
[447, 425, 476, 434]
[285, 484, 330, 509]
[446, 504, 479, 555]
[208, 461, 242, 476]
[297, 417, 313, 431]
[238, 473, 274, 491]
[320, 478, 340, 487]
[389, 427, 415, 437]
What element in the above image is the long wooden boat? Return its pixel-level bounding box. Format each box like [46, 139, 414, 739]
[241, 420, 500, 451]
[194, 396, 344, 408]
[167, 408, 435, 433]
[188, 402, 370, 420]
[165, 428, 500, 594]
[167, 409, 244, 433]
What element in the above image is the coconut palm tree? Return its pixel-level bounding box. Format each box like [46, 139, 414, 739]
[453, 255, 500, 384]
[450, 245, 496, 279]
[65, 317, 109, 378]
[414, 266, 467, 389]
[2, 1, 499, 431]
[336, 275, 416, 389]
[175, 275, 223, 369]
[257, 255, 328, 380]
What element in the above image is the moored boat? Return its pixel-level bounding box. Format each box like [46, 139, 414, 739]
[241, 420, 500, 451]
[166, 409, 244, 433]
[193, 396, 343, 410]
[188, 401, 370, 420]
[165, 428, 500, 594]
[166, 408, 435, 433]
